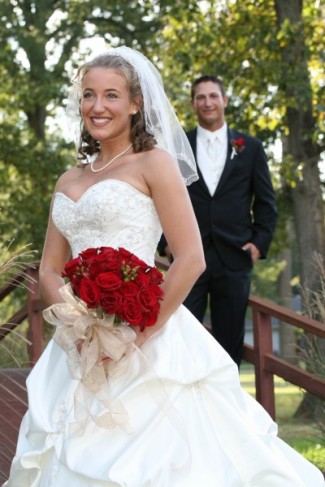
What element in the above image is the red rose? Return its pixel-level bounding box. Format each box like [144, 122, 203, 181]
[96, 272, 122, 290]
[151, 284, 164, 298]
[235, 137, 245, 148]
[62, 256, 83, 282]
[146, 267, 164, 285]
[121, 281, 139, 297]
[130, 254, 147, 269]
[139, 289, 158, 311]
[80, 248, 99, 266]
[99, 247, 119, 271]
[89, 263, 107, 279]
[120, 298, 143, 325]
[84, 251, 108, 277]
[79, 277, 101, 308]
[117, 248, 147, 272]
[230, 137, 245, 159]
[141, 307, 159, 328]
[116, 247, 133, 264]
[134, 273, 150, 287]
[62, 256, 79, 275]
[101, 291, 123, 315]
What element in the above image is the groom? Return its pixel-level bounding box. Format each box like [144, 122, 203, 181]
[158, 75, 278, 367]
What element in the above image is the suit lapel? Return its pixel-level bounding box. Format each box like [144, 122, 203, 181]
[187, 129, 211, 194]
[213, 128, 238, 196]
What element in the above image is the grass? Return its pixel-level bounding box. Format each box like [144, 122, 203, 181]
[0, 320, 30, 368]
[240, 362, 325, 471]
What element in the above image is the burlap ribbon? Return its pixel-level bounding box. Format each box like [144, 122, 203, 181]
[43, 283, 137, 435]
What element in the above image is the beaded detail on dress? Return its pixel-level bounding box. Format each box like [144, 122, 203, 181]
[52, 179, 162, 265]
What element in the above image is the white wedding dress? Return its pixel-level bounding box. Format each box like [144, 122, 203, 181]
[4, 179, 324, 487]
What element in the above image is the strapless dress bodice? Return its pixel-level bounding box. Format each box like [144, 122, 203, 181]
[52, 179, 162, 265]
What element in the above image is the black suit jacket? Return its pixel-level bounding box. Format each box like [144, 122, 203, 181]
[159, 127, 278, 271]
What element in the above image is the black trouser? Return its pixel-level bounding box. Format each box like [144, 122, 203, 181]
[183, 245, 251, 368]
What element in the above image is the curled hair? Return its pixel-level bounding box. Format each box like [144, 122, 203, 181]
[76, 54, 156, 166]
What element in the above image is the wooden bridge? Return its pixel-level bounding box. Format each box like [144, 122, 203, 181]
[0, 259, 325, 482]
[0, 368, 29, 484]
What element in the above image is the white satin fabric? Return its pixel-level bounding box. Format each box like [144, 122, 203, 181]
[4, 179, 324, 486]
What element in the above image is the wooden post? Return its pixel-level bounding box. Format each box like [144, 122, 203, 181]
[252, 309, 276, 419]
[26, 267, 43, 365]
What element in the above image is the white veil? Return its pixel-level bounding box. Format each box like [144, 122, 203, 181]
[66, 46, 198, 186]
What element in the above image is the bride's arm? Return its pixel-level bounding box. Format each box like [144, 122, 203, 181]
[39, 192, 72, 308]
[136, 150, 206, 345]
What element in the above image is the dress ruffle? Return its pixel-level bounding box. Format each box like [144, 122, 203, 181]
[4, 306, 324, 486]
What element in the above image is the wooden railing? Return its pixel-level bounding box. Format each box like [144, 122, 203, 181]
[243, 295, 325, 418]
[150, 257, 325, 420]
[1, 259, 324, 420]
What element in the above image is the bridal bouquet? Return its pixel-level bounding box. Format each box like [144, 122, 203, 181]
[43, 247, 164, 429]
[62, 246, 164, 330]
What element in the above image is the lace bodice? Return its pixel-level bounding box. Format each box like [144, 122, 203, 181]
[52, 179, 162, 266]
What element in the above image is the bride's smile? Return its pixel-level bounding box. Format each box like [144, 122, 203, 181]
[81, 68, 137, 151]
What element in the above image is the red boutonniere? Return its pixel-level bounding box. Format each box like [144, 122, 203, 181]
[230, 137, 245, 159]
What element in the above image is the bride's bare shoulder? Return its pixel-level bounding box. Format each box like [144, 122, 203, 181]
[54, 166, 85, 193]
[141, 147, 176, 171]
[141, 147, 182, 180]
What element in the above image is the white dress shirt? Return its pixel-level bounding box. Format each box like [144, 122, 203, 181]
[197, 123, 228, 196]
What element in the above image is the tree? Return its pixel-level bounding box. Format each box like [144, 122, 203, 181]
[273, 0, 325, 291]
[0, 0, 167, 251]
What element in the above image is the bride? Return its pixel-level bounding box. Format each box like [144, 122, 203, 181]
[4, 46, 324, 486]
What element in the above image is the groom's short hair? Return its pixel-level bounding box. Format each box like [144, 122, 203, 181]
[191, 75, 225, 100]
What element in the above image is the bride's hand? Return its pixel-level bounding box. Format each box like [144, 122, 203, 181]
[100, 356, 112, 366]
[76, 338, 112, 366]
[133, 323, 163, 348]
[76, 339, 84, 354]
[132, 325, 146, 348]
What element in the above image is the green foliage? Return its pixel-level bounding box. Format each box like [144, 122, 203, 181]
[250, 255, 285, 301]
[287, 439, 325, 471]
[0, 240, 38, 367]
[156, 0, 324, 143]
[0, 314, 30, 369]
[0, 134, 72, 252]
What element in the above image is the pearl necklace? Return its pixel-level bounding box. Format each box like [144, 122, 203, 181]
[90, 143, 133, 173]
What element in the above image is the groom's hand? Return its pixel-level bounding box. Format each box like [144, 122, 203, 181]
[242, 243, 260, 264]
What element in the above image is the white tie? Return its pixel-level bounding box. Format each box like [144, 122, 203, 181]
[207, 138, 215, 158]
[204, 136, 224, 195]
[207, 137, 220, 159]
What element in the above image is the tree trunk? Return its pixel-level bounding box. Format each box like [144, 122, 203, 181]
[274, 0, 325, 288]
[274, 0, 325, 419]
[278, 241, 297, 364]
